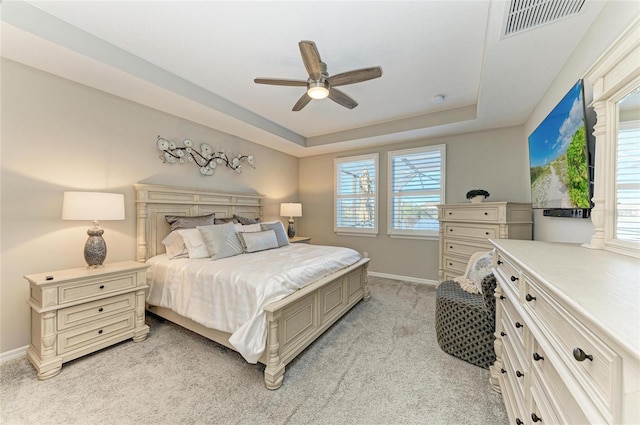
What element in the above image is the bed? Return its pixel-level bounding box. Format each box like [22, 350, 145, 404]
[134, 183, 370, 389]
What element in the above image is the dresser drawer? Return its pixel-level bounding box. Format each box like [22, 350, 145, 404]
[495, 252, 521, 296]
[442, 255, 467, 274]
[525, 278, 618, 416]
[57, 293, 135, 331]
[443, 239, 492, 258]
[503, 334, 527, 401]
[501, 296, 526, 354]
[444, 223, 499, 240]
[57, 312, 135, 355]
[59, 273, 137, 304]
[530, 369, 562, 425]
[441, 206, 499, 222]
[531, 339, 592, 424]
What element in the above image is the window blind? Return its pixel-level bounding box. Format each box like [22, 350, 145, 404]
[335, 154, 378, 234]
[616, 123, 640, 242]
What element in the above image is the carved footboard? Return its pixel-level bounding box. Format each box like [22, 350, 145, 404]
[262, 258, 370, 389]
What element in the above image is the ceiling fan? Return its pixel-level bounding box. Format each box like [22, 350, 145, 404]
[254, 40, 383, 111]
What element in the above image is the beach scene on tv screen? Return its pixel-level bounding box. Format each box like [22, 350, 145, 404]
[529, 81, 590, 209]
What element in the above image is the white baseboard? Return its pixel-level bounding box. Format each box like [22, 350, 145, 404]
[368, 271, 438, 286]
[0, 345, 28, 364]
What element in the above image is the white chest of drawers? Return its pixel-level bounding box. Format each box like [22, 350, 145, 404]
[437, 202, 532, 281]
[25, 261, 150, 380]
[490, 239, 640, 424]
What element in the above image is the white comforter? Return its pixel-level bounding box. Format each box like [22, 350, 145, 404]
[145, 243, 362, 363]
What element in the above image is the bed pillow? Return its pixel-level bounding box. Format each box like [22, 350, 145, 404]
[214, 217, 238, 225]
[165, 213, 215, 231]
[453, 250, 494, 294]
[260, 221, 290, 247]
[197, 222, 244, 260]
[177, 228, 211, 259]
[238, 223, 262, 233]
[161, 231, 189, 259]
[234, 214, 260, 225]
[238, 229, 279, 253]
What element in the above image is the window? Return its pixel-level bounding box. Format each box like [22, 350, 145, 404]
[334, 154, 378, 235]
[615, 118, 640, 242]
[388, 145, 445, 238]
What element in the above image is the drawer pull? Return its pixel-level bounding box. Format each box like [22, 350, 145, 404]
[573, 347, 593, 362]
[525, 294, 536, 302]
[531, 413, 542, 423]
[516, 419, 523, 425]
[448, 212, 452, 215]
[448, 263, 453, 266]
[99, 285, 105, 289]
[500, 331, 506, 337]
[484, 212, 488, 215]
[499, 295, 505, 300]
[515, 370, 524, 378]
[510, 276, 518, 282]
[98, 329, 103, 334]
[449, 246, 453, 249]
[98, 308, 104, 312]
[515, 322, 523, 329]
[497, 260, 503, 265]
[533, 352, 544, 361]
[500, 368, 506, 374]
[449, 229, 453, 232]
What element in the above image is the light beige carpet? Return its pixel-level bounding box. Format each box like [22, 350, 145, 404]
[1, 276, 507, 425]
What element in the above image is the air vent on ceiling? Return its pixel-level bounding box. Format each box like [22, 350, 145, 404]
[503, 0, 586, 37]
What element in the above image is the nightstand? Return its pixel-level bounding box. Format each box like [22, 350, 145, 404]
[289, 236, 311, 244]
[25, 261, 150, 380]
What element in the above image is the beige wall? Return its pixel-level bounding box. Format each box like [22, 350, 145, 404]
[0, 60, 299, 354]
[298, 125, 529, 281]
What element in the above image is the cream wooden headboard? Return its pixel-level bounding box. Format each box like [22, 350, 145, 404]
[134, 183, 264, 262]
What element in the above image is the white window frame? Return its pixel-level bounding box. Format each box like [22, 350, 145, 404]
[387, 145, 445, 239]
[334, 153, 379, 236]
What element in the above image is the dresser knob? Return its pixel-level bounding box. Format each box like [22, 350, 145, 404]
[98, 307, 104, 312]
[510, 275, 518, 282]
[525, 294, 536, 302]
[500, 368, 506, 374]
[533, 352, 544, 361]
[516, 370, 524, 378]
[98, 329, 103, 334]
[515, 322, 523, 329]
[449, 229, 453, 232]
[500, 295, 505, 300]
[449, 246, 453, 249]
[448, 212, 452, 215]
[99, 285, 105, 289]
[500, 332, 506, 337]
[573, 347, 593, 362]
[485, 232, 490, 235]
[484, 212, 488, 215]
[497, 260, 503, 265]
[516, 418, 523, 425]
[531, 413, 542, 423]
[449, 263, 453, 266]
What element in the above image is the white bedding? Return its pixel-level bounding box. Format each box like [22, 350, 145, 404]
[145, 243, 362, 363]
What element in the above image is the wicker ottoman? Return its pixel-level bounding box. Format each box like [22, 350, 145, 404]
[435, 274, 497, 369]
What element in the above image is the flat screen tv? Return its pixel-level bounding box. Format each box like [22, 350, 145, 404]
[528, 79, 593, 218]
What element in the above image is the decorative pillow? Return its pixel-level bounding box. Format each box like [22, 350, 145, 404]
[177, 228, 211, 259]
[238, 230, 279, 253]
[197, 222, 243, 260]
[238, 223, 262, 233]
[214, 217, 238, 225]
[260, 221, 290, 247]
[234, 214, 260, 225]
[161, 231, 189, 259]
[453, 250, 494, 294]
[165, 213, 215, 231]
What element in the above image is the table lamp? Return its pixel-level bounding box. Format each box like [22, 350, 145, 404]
[280, 203, 302, 238]
[62, 191, 125, 267]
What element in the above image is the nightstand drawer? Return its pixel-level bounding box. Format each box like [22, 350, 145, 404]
[57, 312, 135, 355]
[59, 274, 137, 304]
[444, 223, 499, 240]
[58, 293, 135, 331]
[441, 206, 499, 222]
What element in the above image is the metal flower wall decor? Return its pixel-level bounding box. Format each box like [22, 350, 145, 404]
[157, 136, 255, 176]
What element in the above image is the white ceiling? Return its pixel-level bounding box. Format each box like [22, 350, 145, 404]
[1, 0, 607, 157]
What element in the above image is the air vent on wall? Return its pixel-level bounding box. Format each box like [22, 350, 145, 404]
[503, 0, 586, 37]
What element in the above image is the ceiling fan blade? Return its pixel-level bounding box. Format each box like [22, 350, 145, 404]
[299, 40, 322, 80]
[292, 93, 312, 111]
[254, 78, 307, 87]
[328, 67, 383, 87]
[328, 88, 358, 109]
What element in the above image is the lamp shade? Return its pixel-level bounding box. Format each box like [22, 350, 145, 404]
[280, 203, 302, 217]
[62, 192, 125, 221]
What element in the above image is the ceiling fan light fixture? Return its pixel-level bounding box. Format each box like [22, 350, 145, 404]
[307, 81, 329, 99]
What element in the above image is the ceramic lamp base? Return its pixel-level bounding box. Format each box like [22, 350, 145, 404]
[287, 218, 296, 238]
[84, 227, 107, 267]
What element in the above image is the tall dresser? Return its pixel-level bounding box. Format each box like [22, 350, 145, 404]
[437, 202, 532, 281]
[490, 239, 639, 424]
